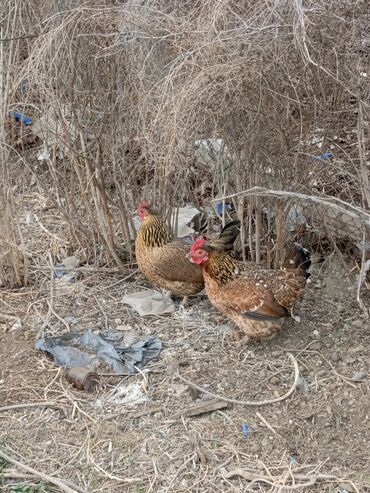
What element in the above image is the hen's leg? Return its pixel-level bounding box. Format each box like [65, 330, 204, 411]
[235, 334, 250, 346]
[231, 329, 250, 345]
[290, 307, 301, 323]
[181, 296, 189, 308]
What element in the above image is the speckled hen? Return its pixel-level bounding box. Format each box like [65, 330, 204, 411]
[187, 238, 311, 343]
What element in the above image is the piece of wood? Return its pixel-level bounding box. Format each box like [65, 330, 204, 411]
[3, 471, 86, 493]
[184, 398, 228, 417]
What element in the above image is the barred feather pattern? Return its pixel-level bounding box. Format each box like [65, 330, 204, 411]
[135, 213, 204, 296]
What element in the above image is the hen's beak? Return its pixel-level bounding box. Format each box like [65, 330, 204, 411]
[185, 252, 192, 259]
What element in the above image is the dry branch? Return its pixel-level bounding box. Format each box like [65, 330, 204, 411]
[224, 467, 340, 490]
[0, 401, 62, 413]
[177, 353, 300, 407]
[0, 449, 84, 493]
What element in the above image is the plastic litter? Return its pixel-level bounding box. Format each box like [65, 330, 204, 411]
[122, 290, 175, 316]
[296, 375, 310, 393]
[310, 152, 333, 160]
[336, 483, 354, 493]
[37, 148, 50, 161]
[351, 371, 366, 382]
[215, 201, 231, 215]
[103, 332, 162, 373]
[193, 138, 231, 170]
[35, 330, 162, 374]
[9, 110, 32, 125]
[31, 108, 81, 160]
[100, 381, 149, 407]
[53, 255, 79, 283]
[171, 205, 200, 238]
[242, 422, 249, 439]
[285, 206, 306, 234]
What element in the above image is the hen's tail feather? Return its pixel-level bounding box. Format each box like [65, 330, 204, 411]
[242, 311, 287, 321]
[283, 242, 311, 279]
[209, 220, 241, 252]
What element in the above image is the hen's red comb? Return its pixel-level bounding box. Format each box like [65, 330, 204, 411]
[190, 237, 206, 253]
[138, 200, 149, 209]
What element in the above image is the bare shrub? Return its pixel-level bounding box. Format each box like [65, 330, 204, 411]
[0, 0, 369, 291]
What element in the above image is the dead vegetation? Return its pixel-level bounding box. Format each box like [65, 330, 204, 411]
[0, 0, 370, 492]
[1, 0, 369, 274]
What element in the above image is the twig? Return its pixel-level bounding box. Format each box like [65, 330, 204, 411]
[47, 300, 71, 332]
[0, 401, 61, 413]
[31, 265, 132, 274]
[36, 254, 55, 338]
[3, 471, 86, 493]
[105, 405, 163, 421]
[211, 186, 370, 224]
[177, 353, 299, 406]
[0, 449, 84, 493]
[223, 468, 339, 490]
[87, 451, 141, 483]
[256, 411, 280, 435]
[34, 214, 65, 242]
[356, 230, 370, 313]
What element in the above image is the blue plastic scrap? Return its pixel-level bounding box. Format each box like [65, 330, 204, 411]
[310, 152, 333, 160]
[9, 110, 32, 125]
[242, 422, 249, 439]
[215, 202, 231, 214]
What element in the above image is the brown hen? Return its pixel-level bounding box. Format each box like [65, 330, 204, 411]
[135, 202, 240, 304]
[187, 238, 311, 342]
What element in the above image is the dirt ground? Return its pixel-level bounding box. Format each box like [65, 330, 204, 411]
[1, 190, 370, 493]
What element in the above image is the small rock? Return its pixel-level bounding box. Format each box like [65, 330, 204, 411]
[313, 329, 319, 336]
[244, 350, 255, 359]
[270, 376, 280, 385]
[351, 371, 366, 382]
[349, 346, 362, 354]
[338, 482, 354, 492]
[249, 443, 259, 453]
[9, 318, 22, 332]
[271, 350, 282, 357]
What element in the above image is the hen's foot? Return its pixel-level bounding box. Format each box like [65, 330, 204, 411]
[181, 296, 189, 308]
[232, 330, 250, 346]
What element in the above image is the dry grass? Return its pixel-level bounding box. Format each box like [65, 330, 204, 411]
[1, 255, 369, 492]
[0, 187, 369, 492]
[0, 2, 369, 490]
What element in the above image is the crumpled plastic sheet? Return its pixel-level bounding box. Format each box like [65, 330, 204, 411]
[122, 290, 175, 316]
[35, 329, 162, 374]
